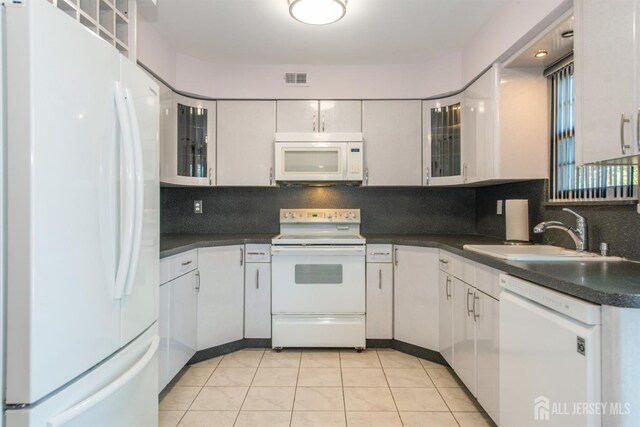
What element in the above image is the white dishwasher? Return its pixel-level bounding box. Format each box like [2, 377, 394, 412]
[499, 274, 601, 427]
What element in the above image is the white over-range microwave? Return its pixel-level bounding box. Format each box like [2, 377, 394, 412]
[274, 132, 363, 183]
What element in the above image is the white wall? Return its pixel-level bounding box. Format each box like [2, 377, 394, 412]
[137, 0, 571, 99]
[136, 12, 177, 86]
[461, 0, 571, 83]
[174, 52, 461, 99]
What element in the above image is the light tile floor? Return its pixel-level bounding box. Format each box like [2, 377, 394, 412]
[159, 348, 497, 427]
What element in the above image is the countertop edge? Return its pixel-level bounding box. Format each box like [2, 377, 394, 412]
[160, 234, 640, 308]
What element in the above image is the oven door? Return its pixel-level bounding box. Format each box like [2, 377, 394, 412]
[274, 142, 347, 182]
[271, 245, 365, 314]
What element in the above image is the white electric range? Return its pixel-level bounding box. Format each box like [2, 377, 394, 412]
[271, 209, 366, 350]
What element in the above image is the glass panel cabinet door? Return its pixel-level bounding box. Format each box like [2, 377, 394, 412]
[422, 96, 464, 186]
[160, 93, 216, 186]
[177, 103, 208, 178]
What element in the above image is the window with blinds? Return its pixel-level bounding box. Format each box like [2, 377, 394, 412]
[549, 62, 638, 202]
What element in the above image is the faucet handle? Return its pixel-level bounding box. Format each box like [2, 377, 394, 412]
[563, 208, 585, 222]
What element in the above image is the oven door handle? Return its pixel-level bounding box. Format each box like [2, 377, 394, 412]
[271, 246, 366, 256]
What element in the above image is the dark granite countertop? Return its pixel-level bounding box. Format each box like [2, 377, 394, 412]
[160, 233, 640, 308]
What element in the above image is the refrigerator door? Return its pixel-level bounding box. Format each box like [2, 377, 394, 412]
[5, 325, 159, 427]
[119, 57, 160, 346]
[6, 1, 122, 404]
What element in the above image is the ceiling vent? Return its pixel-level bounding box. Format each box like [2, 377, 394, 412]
[284, 72, 309, 87]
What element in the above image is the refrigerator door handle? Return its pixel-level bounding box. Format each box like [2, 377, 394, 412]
[113, 82, 136, 300]
[123, 87, 145, 297]
[46, 336, 160, 427]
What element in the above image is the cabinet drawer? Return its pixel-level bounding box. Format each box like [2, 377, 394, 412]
[453, 255, 475, 286]
[160, 250, 198, 285]
[367, 244, 393, 263]
[475, 263, 501, 300]
[438, 251, 454, 273]
[245, 244, 271, 262]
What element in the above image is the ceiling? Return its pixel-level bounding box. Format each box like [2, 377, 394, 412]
[506, 15, 573, 69]
[144, 0, 508, 65]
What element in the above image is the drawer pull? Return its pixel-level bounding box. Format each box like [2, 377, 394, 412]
[181, 260, 193, 266]
[369, 252, 390, 256]
[247, 252, 268, 256]
[439, 259, 449, 264]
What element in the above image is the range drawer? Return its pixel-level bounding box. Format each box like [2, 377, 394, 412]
[160, 250, 198, 285]
[245, 244, 271, 262]
[366, 244, 393, 263]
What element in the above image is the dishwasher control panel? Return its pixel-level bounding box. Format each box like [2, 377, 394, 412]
[499, 274, 602, 325]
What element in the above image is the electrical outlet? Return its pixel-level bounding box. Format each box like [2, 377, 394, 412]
[194, 200, 203, 214]
[497, 200, 503, 215]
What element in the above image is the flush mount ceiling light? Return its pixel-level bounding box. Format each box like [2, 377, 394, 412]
[534, 49, 548, 58]
[289, 0, 347, 25]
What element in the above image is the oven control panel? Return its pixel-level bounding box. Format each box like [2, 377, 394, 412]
[280, 209, 361, 223]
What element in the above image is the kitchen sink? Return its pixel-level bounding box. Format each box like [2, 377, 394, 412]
[463, 244, 623, 262]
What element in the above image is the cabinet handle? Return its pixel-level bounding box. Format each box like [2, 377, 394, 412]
[473, 292, 480, 321]
[636, 109, 639, 152]
[209, 167, 213, 186]
[425, 167, 430, 186]
[322, 114, 325, 132]
[240, 248, 244, 266]
[247, 252, 268, 256]
[269, 167, 274, 186]
[368, 252, 390, 256]
[439, 259, 449, 265]
[463, 163, 468, 183]
[313, 114, 316, 132]
[364, 168, 369, 185]
[621, 113, 631, 155]
[394, 247, 398, 266]
[445, 276, 452, 300]
[256, 269, 260, 289]
[378, 268, 382, 290]
[195, 270, 200, 292]
[181, 260, 193, 266]
[466, 288, 473, 316]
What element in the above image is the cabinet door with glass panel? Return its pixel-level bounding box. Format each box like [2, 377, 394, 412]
[160, 94, 216, 186]
[423, 95, 465, 186]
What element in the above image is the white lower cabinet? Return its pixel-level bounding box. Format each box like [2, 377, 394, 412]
[158, 282, 170, 392]
[440, 251, 500, 425]
[170, 271, 198, 377]
[393, 245, 439, 349]
[158, 251, 198, 392]
[453, 278, 477, 395]
[366, 262, 393, 339]
[438, 269, 454, 366]
[244, 262, 271, 339]
[197, 246, 245, 350]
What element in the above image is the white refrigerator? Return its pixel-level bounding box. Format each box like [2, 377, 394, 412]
[3, 0, 160, 425]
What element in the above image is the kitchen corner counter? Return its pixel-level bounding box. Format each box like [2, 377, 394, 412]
[161, 233, 275, 258]
[161, 233, 640, 308]
[364, 234, 640, 308]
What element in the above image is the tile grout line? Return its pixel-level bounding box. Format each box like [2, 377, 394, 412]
[378, 350, 406, 427]
[289, 350, 302, 427]
[231, 349, 265, 427]
[339, 350, 348, 426]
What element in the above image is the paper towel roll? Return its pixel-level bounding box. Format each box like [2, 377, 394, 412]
[505, 199, 529, 242]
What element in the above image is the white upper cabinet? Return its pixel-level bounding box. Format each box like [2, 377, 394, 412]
[362, 100, 422, 186]
[574, 0, 639, 164]
[277, 100, 361, 132]
[160, 94, 216, 186]
[217, 101, 276, 186]
[424, 65, 547, 186]
[423, 95, 465, 186]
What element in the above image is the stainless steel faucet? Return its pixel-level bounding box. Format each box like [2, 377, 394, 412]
[533, 208, 588, 252]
